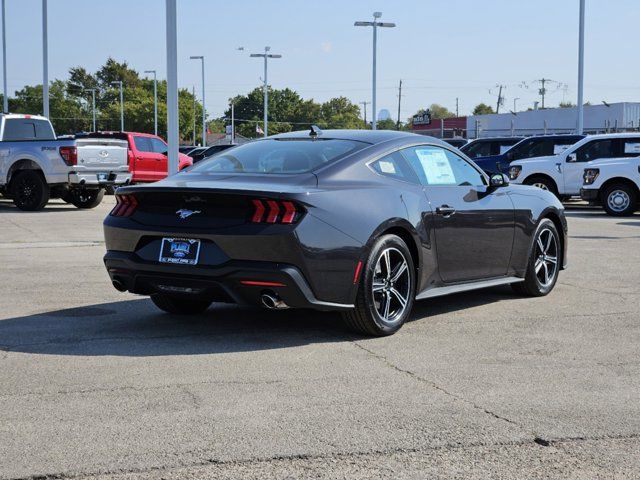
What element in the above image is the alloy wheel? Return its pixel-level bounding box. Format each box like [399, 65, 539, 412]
[372, 247, 411, 325]
[533, 182, 549, 191]
[16, 176, 38, 207]
[534, 228, 558, 287]
[607, 189, 631, 213]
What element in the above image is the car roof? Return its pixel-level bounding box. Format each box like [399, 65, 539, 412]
[270, 129, 427, 145]
[466, 137, 524, 143]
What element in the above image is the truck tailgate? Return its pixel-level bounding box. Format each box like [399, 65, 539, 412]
[76, 138, 128, 170]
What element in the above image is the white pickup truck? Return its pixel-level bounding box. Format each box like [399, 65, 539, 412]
[580, 157, 640, 216]
[0, 114, 131, 211]
[507, 133, 640, 199]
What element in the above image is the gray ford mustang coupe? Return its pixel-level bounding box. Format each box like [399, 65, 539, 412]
[103, 129, 567, 336]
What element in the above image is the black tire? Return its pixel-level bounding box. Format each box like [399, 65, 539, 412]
[342, 234, 416, 336]
[512, 218, 561, 297]
[68, 189, 105, 209]
[11, 170, 50, 211]
[524, 175, 559, 197]
[150, 294, 212, 315]
[601, 184, 637, 216]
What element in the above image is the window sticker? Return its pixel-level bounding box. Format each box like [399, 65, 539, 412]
[415, 148, 456, 185]
[553, 144, 572, 155]
[378, 160, 397, 174]
[624, 142, 640, 154]
[499, 145, 512, 154]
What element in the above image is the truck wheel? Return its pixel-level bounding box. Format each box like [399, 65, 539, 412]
[68, 189, 105, 209]
[524, 176, 559, 197]
[602, 184, 637, 216]
[11, 170, 50, 211]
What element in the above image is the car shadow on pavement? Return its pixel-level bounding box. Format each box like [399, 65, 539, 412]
[0, 287, 520, 357]
[0, 200, 78, 213]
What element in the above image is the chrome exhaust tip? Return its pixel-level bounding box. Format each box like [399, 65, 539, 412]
[261, 293, 289, 310]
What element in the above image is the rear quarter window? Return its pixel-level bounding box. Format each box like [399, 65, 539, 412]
[2, 119, 55, 141]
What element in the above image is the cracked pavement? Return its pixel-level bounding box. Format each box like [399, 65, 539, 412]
[0, 198, 639, 479]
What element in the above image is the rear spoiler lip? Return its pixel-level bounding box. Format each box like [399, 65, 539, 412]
[113, 185, 318, 202]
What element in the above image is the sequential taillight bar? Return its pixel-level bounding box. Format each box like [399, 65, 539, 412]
[250, 199, 303, 224]
[110, 194, 138, 217]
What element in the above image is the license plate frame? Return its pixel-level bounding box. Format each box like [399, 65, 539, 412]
[158, 238, 201, 265]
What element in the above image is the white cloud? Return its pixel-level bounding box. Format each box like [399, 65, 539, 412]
[320, 42, 333, 53]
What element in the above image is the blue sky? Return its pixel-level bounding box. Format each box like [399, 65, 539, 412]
[3, 0, 639, 121]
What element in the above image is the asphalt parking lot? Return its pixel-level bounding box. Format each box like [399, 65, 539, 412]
[0, 196, 639, 479]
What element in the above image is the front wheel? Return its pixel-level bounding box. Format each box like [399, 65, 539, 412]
[523, 175, 559, 197]
[11, 170, 50, 211]
[150, 294, 212, 315]
[68, 188, 105, 209]
[342, 234, 415, 336]
[602, 184, 637, 216]
[512, 218, 561, 297]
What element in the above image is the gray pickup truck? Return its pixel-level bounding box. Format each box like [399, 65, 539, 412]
[0, 114, 131, 211]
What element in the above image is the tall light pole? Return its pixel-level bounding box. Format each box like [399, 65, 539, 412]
[144, 70, 158, 135]
[111, 80, 124, 131]
[577, 0, 585, 134]
[42, 0, 49, 117]
[355, 12, 395, 130]
[2, 0, 7, 113]
[166, 0, 178, 175]
[190, 55, 206, 146]
[192, 85, 196, 145]
[250, 46, 282, 137]
[513, 97, 520, 112]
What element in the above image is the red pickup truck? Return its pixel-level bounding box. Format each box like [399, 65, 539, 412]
[79, 132, 193, 183]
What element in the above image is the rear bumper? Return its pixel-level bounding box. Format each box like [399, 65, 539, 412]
[580, 187, 599, 202]
[69, 171, 132, 187]
[104, 250, 354, 311]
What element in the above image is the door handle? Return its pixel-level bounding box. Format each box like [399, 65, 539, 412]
[436, 205, 456, 216]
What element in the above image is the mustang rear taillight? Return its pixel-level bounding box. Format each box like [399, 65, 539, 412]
[59, 146, 77, 166]
[250, 199, 303, 224]
[110, 194, 138, 217]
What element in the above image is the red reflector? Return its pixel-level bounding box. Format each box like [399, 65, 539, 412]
[251, 199, 265, 223]
[281, 201, 296, 224]
[265, 200, 280, 223]
[353, 261, 363, 284]
[240, 280, 286, 287]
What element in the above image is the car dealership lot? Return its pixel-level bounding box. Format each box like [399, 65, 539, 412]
[0, 197, 638, 479]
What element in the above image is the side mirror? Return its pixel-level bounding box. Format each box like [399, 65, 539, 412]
[566, 153, 577, 163]
[490, 173, 509, 187]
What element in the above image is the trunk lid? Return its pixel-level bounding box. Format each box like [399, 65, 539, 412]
[76, 138, 129, 170]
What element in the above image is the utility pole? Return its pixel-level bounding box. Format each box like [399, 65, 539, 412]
[495, 84, 505, 114]
[42, 0, 49, 117]
[536, 78, 549, 109]
[577, 0, 585, 134]
[85, 88, 96, 132]
[2, 0, 7, 113]
[396, 79, 402, 130]
[360, 101, 370, 128]
[192, 85, 196, 145]
[189, 55, 206, 146]
[456, 97, 459, 117]
[513, 97, 520, 112]
[111, 81, 124, 131]
[144, 70, 158, 135]
[250, 46, 282, 137]
[355, 12, 396, 130]
[231, 102, 235, 144]
[165, 0, 178, 175]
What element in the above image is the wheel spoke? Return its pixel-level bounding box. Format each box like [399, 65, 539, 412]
[544, 231, 553, 253]
[383, 292, 391, 319]
[545, 255, 557, 265]
[390, 287, 407, 308]
[372, 281, 385, 292]
[383, 250, 391, 278]
[535, 257, 544, 273]
[543, 262, 550, 284]
[536, 236, 545, 254]
[390, 261, 408, 283]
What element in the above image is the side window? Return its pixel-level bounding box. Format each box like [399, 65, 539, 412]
[34, 119, 55, 140]
[133, 136, 153, 153]
[151, 138, 167, 154]
[523, 140, 549, 158]
[402, 146, 486, 187]
[576, 140, 615, 162]
[370, 151, 419, 184]
[623, 139, 640, 157]
[552, 142, 574, 155]
[3, 120, 36, 140]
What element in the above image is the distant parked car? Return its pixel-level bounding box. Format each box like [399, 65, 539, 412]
[443, 138, 467, 149]
[187, 146, 208, 160]
[581, 156, 640, 216]
[0, 114, 130, 210]
[81, 132, 193, 183]
[473, 134, 585, 174]
[179, 146, 196, 155]
[191, 144, 236, 163]
[460, 136, 524, 159]
[509, 133, 640, 198]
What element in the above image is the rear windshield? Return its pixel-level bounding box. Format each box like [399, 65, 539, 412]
[191, 138, 367, 174]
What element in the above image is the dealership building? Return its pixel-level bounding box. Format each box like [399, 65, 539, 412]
[412, 102, 640, 139]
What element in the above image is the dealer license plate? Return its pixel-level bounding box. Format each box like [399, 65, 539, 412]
[159, 238, 201, 265]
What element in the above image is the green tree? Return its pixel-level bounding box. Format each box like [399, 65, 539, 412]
[559, 101, 575, 108]
[376, 118, 397, 130]
[472, 103, 495, 115]
[429, 103, 455, 119]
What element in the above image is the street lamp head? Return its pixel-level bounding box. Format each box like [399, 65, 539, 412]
[189, 55, 204, 60]
[265, 46, 271, 52]
[144, 70, 156, 74]
[373, 11, 382, 18]
[237, 47, 244, 51]
[110, 81, 122, 86]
